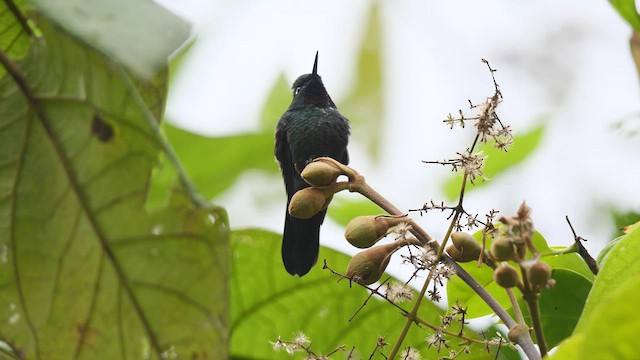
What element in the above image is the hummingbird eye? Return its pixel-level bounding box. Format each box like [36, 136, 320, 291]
[294, 86, 302, 95]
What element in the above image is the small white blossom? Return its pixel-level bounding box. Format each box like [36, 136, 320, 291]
[400, 347, 422, 360]
[388, 221, 412, 240]
[420, 247, 438, 265]
[386, 282, 413, 303]
[270, 337, 286, 351]
[293, 331, 310, 347]
[459, 151, 487, 183]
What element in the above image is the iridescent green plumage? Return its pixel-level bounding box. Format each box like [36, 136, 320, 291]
[274, 53, 350, 276]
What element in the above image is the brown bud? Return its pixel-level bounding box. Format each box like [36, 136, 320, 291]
[507, 324, 530, 343]
[288, 187, 331, 219]
[450, 232, 482, 261]
[345, 216, 389, 248]
[493, 264, 519, 288]
[345, 242, 399, 285]
[301, 160, 343, 187]
[490, 236, 515, 261]
[446, 244, 473, 263]
[524, 260, 551, 291]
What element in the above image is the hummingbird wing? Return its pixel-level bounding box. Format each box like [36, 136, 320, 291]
[275, 114, 325, 276]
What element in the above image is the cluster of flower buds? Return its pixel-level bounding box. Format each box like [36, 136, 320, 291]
[486, 203, 553, 293]
[288, 159, 349, 219]
[343, 216, 421, 285]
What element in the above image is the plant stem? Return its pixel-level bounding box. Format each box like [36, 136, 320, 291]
[316, 158, 540, 359]
[353, 179, 541, 359]
[506, 288, 526, 325]
[523, 293, 547, 356]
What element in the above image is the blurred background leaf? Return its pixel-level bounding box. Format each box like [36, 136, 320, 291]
[339, 3, 383, 161]
[327, 198, 385, 227]
[443, 124, 545, 200]
[608, 0, 640, 31]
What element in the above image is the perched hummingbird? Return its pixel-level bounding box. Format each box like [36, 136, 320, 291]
[275, 52, 350, 276]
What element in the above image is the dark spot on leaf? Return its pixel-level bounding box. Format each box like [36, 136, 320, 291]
[92, 115, 114, 142]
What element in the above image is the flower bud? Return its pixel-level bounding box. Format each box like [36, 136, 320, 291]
[524, 260, 551, 291]
[446, 244, 475, 263]
[507, 324, 530, 343]
[345, 242, 399, 285]
[493, 264, 519, 288]
[450, 232, 482, 261]
[490, 236, 515, 261]
[288, 187, 331, 219]
[301, 160, 343, 187]
[345, 216, 389, 248]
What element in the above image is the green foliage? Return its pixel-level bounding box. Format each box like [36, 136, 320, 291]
[446, 230, 592, 349]
[162, 124, 276, 199]
[339, 4, 384, 160]
[444, 124, 545, 200]
[0, 0, 30, 66]
[327, 198, 385, 227]
[517, 269, 591, 349]
[609, 0, 640, 30]
[32, 0, 190, 79]
[0, 3, 227, 359]
[261, 73, 293, 131]
[548, 223, 640, 358]
[231, 229, 500, 359]
[576, 223, 640, 331]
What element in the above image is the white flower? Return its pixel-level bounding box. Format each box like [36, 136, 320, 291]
[386, 282, 413, 303]
[400, 347, 422, 360]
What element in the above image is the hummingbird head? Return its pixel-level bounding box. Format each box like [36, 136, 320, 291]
[290, 52, 336, 109]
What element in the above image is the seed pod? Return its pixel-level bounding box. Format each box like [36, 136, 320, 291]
[450, 232, 482, 261]
[525, 260, 551, 291]
[493, 264, 520, 288]
[288, 187, 330, 219]
[345, 216, 389, 248]
[345, 242, 400, 285]
[490, 236, 515, 261]
[301, 160, 343, 187]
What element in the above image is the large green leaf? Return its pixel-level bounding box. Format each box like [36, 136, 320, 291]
[231, 230, 502, 359]
[32, 0, 191, 80]
[0, 0, 30, 61]
[0, 10, 227, 360]
[444, 125, 545, 200]
[549, 277, 640, 360]
[576, 223, 640, 332]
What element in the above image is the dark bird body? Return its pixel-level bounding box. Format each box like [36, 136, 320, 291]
[275, 53, 350, 276]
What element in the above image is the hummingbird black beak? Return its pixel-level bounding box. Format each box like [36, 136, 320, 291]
[312, 51, 319, 76]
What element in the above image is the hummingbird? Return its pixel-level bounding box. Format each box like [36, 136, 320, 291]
[274, 52, 351, 276]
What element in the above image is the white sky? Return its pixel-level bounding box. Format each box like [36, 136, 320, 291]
[157, 0, 640, 283]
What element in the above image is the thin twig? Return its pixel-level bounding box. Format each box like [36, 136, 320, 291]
[566, 216, 599, 275]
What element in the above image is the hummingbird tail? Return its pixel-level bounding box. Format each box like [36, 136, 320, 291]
[281, 209, 326, 276]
